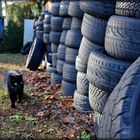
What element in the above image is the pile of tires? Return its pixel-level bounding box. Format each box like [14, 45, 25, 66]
[48, 1, 64, 84]
[26, 14, 45, 70]
[96, 0, 140, 139]
[61, 0, 84, 96]
[43, 12, 52, 66]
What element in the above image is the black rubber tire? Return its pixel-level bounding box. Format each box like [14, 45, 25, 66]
[61, 80, 76, 96]
[68, 1, 84, 18]
[36, 30, 43, 39]
[50, 31, 61, 44]
[97, 56, 140, 139]
[89, 83, 109, 114]
[26, 37, 45, 70]
[116, 0, 140, 18]
[74, 90, 93, 113]
[80, 0, 116, 19]
[51, 16, 63, 32]
[37, 20, 43, 30]
[43, 13, 51, 24]
[65, 30, 82, 49]
[45, 50, 52, 64]
[43, 33, 50, 44]
[81, 13, 107, 45]
[87, 49, 131, 93]
[47, 65, 57, 75]
[60, 30, 68, 44]
[52, 53, 57, 67]
[51, 72, 62, 85]
[59, 1, 69, 17]
[57, 44, 66, 60]
[71, 17, 82, 30]
[63, 62, 77, 83]
[93, 111, 102, 135]
[21, 41, 32, 55]
[56, 59, 65, 74]
[43, 24, 51, 34]
[78, 37, 103, 66]
[105, 15, 140, 61]
[62, 17, 72, 30]
[77, 72, 89, 96]
[65, 47, 78, 64]
[51, 43, 58, 53]
[75, 56, 87, 73]
[49, 2, 60, 16]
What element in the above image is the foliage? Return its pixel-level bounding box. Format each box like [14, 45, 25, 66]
[81, 130, 91, 140]
[3, 2, 35, 53]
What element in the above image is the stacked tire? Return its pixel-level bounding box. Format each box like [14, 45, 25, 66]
[97, 0, 140, 139]
[55, 1, 72, 85]
[49, 1, 64, 84]
[61, 1, 83, 96]
[79, 0, 131, 133]
[43, 12, 52, 67]
[26, 14, 45, 70]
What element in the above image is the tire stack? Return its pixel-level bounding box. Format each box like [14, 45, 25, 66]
[97, 0, 140, 139]
[73, 1, 116, 113]
[49, 1, 64, 84]
[55, 0, 72, 84]
[61, 0, 84, 96]
[43, 12, 52, 68]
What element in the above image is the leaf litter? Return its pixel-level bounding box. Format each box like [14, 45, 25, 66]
[0, 58, 95, 139]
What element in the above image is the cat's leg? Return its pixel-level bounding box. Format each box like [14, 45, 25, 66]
[18, 92, 23, 103]
[9, 94, 16, 108]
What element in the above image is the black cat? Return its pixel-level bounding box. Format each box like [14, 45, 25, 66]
[3, 70, 24, 108]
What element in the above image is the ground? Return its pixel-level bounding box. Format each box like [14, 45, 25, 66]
[0, 54, 95, 139]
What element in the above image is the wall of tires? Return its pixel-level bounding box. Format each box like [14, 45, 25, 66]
[26, 0, 140, 139]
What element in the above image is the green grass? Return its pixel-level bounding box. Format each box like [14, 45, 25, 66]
[0, 53, 25, 64]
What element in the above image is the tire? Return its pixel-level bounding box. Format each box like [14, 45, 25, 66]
[49, 2, 60, 16]
[52, 53, 57, 67]
[60, 30, 68, 44]
[65, 47, 78, 64]
[43, 13, 51, 24]
[116, 0, 140, 18]
[75, 56, 87, 73]
[68, 1, 84, 18]
[51, 72, 62, 85]
[51, 16, 63, 32]
[37, 20, 43, 30]
[74, 90, 93, 113]
[71, 17, 82, 30]
[57, 44, 66, 60]
[47, 65, 57, 74]
[26, 37, 45, 70]
[65, 30, 82, 49]
[62, 17, 72, 30]
[51, 43, 58, 53]
[77, 72, 89, 96]
[89, 83, 110, 114]
[59, 1, 69, 16]
[63, 62, 77, 83]
[50, 31, 61, 44]
[105, 15, 140, 61]
[80, 0, 116, 19]
[43, 24, 51, 34]
[81, 13, 107, 45]
[56, 59, 65, 74]
[21, 41, 32, 55]
[61, 80, 76, 96]
[78, 37, 103, 65]
[93, 112, 102, 135]
[97, 56, 140, 139]
[36, 30, 43, 39]
[43, 33, 50, 44]
[45, 51, 52, 64]
[87, 49, 131, 93]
